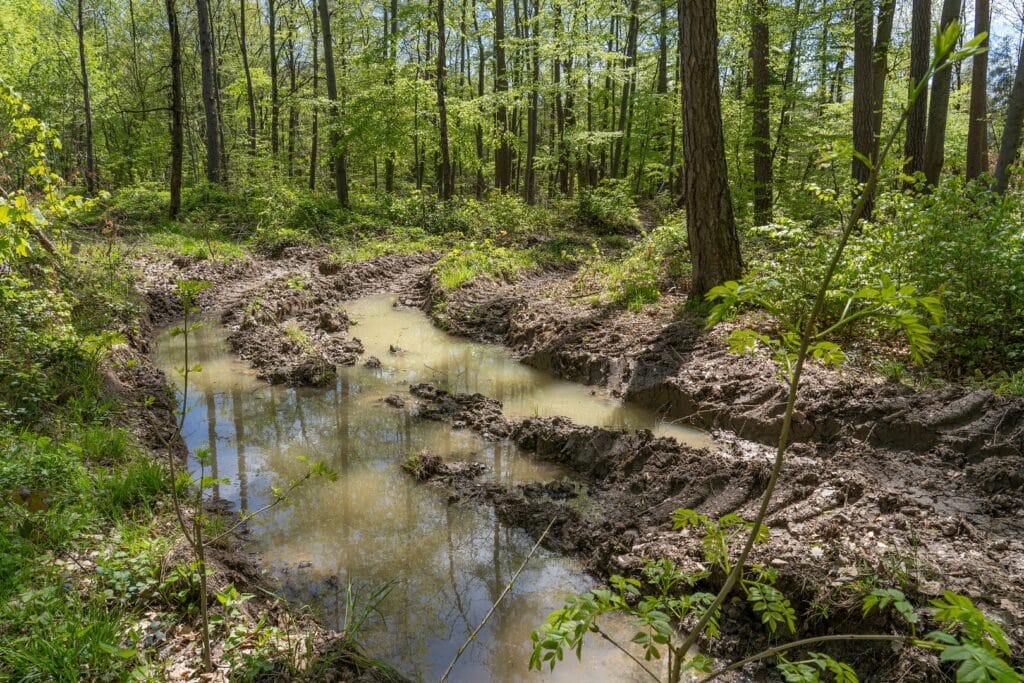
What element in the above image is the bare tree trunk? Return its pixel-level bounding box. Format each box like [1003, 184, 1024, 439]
[309, 1, 319, 189]
[851, 0, 874, 188]
[494, 0, 512, 190]
[239, 0, 257, 157]
[966, 0, 990, 179]
[287, 4, 298, 179]
[269, 0, 279, 160]
[436, 0, 453, 199]
[869, 0, 896, 163]
[679, 0, 743, 298]
[993, 39, 1024, 193]
[751, 0, 771, 225]
[923, 0, 962, 185]
[166, 0, 183, 218]
[611, 0, 639, 178]
[524, 0, 539, 204]
[197, 0, 221, 183]
[76, 0, 97, 194]
[474, 10, 486, 198]
[903, 0, 930, 180]
[384, 0, 398, 192]
[318, 0, 348, 206]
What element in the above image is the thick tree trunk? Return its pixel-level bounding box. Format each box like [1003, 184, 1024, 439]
[851, 0, 874, 188]
[922, 0, 962, 185]
[318, 0, 348, 206]
[993, 40, 1024, 193]
[76, 0, 96, 194]
[751, 0, 772, 225]
[966, 0, 990, 179]
[494, 0, 512, 190]
[436, 0, 453, 199]
[166, 0, 183, 218]
[679, 0, 743, 298]
[904, 0, 931, 180]
[869, 0, 896, 163]
[197, 0, 221, 183]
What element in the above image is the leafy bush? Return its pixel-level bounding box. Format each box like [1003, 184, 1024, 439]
[574, 181, 640, 234]
[433, 239, 540, 289]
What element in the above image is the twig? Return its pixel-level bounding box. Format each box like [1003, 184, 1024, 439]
[593, 624, 662, 683]
[438, 519, 556, 683]
[203, 472, 311, 547]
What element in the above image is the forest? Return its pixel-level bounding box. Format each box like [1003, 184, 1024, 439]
[1, 0, 1024, 679]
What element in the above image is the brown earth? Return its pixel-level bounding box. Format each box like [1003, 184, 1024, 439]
[132, 249, 1023, 680]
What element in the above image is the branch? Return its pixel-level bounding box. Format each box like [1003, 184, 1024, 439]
[203, 472, 311, 548]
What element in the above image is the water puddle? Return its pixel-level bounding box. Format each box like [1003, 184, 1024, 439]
[153, 294, 710, 681]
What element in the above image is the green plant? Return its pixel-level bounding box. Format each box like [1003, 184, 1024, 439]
[574, 181, 640, 234]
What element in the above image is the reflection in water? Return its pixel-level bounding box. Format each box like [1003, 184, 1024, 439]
[152, 295, 706, 682]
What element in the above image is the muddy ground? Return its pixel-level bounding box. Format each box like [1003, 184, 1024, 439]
[135, 248, 1023, 680]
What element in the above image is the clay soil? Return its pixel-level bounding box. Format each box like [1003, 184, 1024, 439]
[134, 248, 1024, 680]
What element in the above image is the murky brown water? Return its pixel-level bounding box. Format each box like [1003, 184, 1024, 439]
[153, 294, 709, 681]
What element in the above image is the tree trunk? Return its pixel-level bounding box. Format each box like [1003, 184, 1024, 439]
[287, 6, 298, 179]
[851, 0, 874, 188]
[966, 0, 990, 179]
[679, 0, 743, 298]
[869, 0, 896, 164]
[436, 0, 453, 199]
[269, 0, 279, 160]
[923, 0, 962, 185]
[318, 0, 348, 206]
[993, 39, 1024, 193]
[76, 0, 96, 194]
[385, 0, 399, 192]
[494, 0, 512, 190]
[166, 0, 183, 218]
[903, 0, 930, 180]
[751, 0, 771, 225]
[239, 0, 257, 157]
[197, 0, 221, 183]
[309, 2, 319, 189]
[524, 0, 539, 204]
[611, 0, 639, 178]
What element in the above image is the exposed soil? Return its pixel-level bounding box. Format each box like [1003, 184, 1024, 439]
[130, 248, 1023, 679]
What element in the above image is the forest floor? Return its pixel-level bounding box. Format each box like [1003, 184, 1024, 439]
[133, 244, 1024, 680]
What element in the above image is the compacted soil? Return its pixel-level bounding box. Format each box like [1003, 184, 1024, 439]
[135, 248, 1024, 680]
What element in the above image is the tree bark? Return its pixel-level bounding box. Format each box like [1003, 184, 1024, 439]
[76, 0, 97, 194]
[611, 0, 639, 178]
[309, 1, 319, 189]
[318, 0, 348, 206]
[679, 0, 743, 298]
[494, 0, 512, 190]
[197, 0, 221, 183]
[524, 0, 540, 204]
[993, 39, 1024, 193]
[966, 0, 990, 179]
[239, 0, 257, 157]
[922, 0, 962, 185]
[851, 0, 874, 188]
[166, 0, 183, 218]
[436, 0, 454, 199]
[269, 0, 280, 160]
[751, 0, 772, 225]
[869, 0, 896, 164]
[903, 0, 930, 180]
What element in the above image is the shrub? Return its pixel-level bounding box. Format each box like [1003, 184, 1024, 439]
[575, 181, 640, 234]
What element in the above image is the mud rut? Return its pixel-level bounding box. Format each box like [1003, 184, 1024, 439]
[135, 248, 1023, 680]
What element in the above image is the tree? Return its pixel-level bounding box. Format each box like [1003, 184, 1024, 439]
[197, 0, 222, 183]
[318, 0, 348, 206]
[74, 0, 97, 194]
[922, 0, 961, 185]
[903, 0, 931, 180]
[750, 0, 772, 225]
[966, 0, 990, 179]
[269, 0, 280, 159]
[436, 0, 454, 200]
[494, 0, 512, 191]
[993, 39, 1024, 193]
[238, 0, 257, 157]
[851, 0, 874, 188]
[166, 0, 183, 217]
[679, 0, 743, 298]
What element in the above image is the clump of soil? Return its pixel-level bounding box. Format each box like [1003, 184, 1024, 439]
[406, 383, 1024, 674]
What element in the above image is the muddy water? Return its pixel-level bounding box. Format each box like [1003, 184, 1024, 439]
[154, 295, 708, 681]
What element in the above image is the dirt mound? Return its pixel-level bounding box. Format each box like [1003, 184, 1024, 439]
[424, 273, 1024, 513]
[406, 385, 1024, 674]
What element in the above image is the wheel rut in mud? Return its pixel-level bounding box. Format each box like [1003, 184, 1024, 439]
[136, 249, 1023, 677]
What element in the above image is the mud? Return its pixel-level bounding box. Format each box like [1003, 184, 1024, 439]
[408, 383, 1024, 676]
[131, 248, 1023, 678]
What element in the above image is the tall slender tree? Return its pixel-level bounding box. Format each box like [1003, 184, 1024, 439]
[750, 0, 772, 225]
[679, 0, 743, 298]
[903, 0, 931, 180]
[994, 39, 1024, 193]
[238, 0, 257, 157]
[436, 0, 454, 199]
[75, 0, 97, 193]
[922, 0, 962, 185]
[494, 0, 512, 190]
[166, 0, 183, 217]
[318, 0, 348, 206]
[197, 0, 222, 183]
[966, 0, 990, 179]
